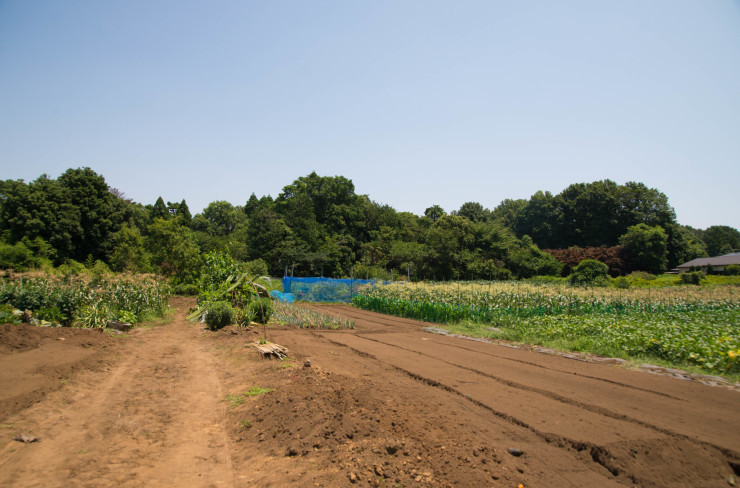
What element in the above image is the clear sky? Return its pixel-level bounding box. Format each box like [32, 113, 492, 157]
[1, 1, 738, 230]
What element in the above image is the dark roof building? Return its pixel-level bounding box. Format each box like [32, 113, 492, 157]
[676, 253, 740, 273]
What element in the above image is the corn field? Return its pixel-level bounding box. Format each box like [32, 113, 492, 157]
[0, 275, 169, 327]
[353, 281, 740, 375]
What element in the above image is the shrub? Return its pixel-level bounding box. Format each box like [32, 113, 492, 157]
[613, 277, 630, 289]
[244, 258, 269, 277]
[628, 271, 657, 281]
[205, 301, 234, 330]
[568, 259, 610, 286]
[725, 264, 740, 276]
[172, 283, 199, 296]
[0, 241, 35, 271]
[680, 271, 705, 285]
[248, 297, 273, 325]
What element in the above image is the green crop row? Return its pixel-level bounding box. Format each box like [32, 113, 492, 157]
[0, 276, 169, 327]
[352, 282, 740, 375]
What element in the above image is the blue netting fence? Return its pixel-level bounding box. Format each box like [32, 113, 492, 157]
[282, 277, 381, 303]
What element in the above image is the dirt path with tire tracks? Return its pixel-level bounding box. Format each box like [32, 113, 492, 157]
[0, 299, 738, 487]
[0, 297, 237, 487]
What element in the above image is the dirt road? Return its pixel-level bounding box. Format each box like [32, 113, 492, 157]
[1, 298, 738, 487]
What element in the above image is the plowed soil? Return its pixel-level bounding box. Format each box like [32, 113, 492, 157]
[0, 298, 738, 487]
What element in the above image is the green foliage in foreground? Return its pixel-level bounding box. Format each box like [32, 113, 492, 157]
[0, 276, 169, 327]
[452, 310, 739, 374]
[353, 283, 739, 374]
[204, 301, 235, 330]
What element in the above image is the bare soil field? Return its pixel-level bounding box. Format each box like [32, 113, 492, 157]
[0, 297, 738, 487]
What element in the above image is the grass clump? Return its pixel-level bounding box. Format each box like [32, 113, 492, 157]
[225, 386, 273, 408]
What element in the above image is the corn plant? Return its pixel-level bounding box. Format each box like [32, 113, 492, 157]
[353, 281, 740, 374]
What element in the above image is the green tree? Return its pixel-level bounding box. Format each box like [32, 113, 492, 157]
[110, 224, 150, 272]
[168, 199, 192, 223]
[491, 198, 527, 229]
[0, 176, 81, 262]
[514, 191, 557, 249]
[151, 196, 169, 220]
[199, 200, 241, 236]
[619, 224, 668, 274]
[616, 182, 675, 230]
[246, 208, 294, 275]
[505, 236, 563, 278]
[455, 202, 489, 222]
[423, 205, 446, 223]
[147, 218, 202, 284]
[554, 180, 621, 247]
[57, 167, 127, 261]
[665, 224, 708, 269]
[701, 225, 740, 256]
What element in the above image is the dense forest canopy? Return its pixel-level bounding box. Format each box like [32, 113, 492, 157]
[1, 168, 738, 284]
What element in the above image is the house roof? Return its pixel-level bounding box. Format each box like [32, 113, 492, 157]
[677, 253, 740, 268]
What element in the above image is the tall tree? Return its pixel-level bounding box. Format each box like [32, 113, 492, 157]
[146, 218, 202, 284]
[455, 202, 489, 222]
[619, 224, 668, 274]
[0, 176, 81, 262]
[701, 225, 740, 256]
[57, 167, 127, 261]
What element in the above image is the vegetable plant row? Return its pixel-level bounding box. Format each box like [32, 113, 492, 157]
[352, 282, 739, 375]
[0, 275, 169, 327]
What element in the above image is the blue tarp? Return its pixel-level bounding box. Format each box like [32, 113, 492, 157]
[270, 290, 296, 303]
[281, 277, 379, 303]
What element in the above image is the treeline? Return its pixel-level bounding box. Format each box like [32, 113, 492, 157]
[1, 168, 738, 285]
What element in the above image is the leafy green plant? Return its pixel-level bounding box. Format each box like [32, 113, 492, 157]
[248, 297, 273, 325]
[76, 302, 111, 328]
[225, 386, 273, 408]
[115, 310, 138, 324]
[0, 304, 21, 324]
[235, 306, 257, 327]
[37, 306, 68, 325]
[246, 385, 273, 396]
[204, 301, 234, 330]
[0, 275, 168, 328]
[225, 393, 245, 408]
[680, 271, 705, 285]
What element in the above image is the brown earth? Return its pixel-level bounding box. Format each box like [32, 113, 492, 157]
[0, 298, 738, 487]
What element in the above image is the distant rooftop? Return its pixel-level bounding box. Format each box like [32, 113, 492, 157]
[677, 252, 740, 268]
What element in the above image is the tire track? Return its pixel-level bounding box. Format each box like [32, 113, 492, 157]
[351, 332, 739, 460]
[311, 304, 686, 400]
[314, 331, 738, 486]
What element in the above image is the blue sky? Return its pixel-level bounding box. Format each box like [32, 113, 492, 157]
[1, 1, 738, 230]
